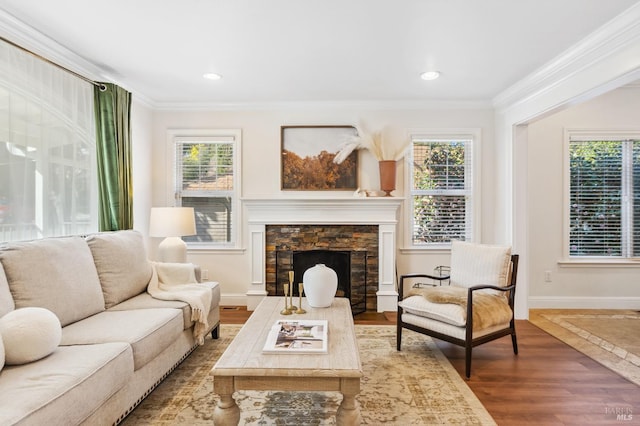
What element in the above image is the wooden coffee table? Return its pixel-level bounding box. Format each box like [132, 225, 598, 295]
[211, 297, 362, 425]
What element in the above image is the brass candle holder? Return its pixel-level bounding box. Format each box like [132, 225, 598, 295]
[280, 283, 292, 315]
[296, 283, 306, 314]
[288, 271, 297, 311]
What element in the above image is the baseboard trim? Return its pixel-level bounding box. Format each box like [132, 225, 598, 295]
[529, 296, 640, 310]
[220, 293, 248, 307]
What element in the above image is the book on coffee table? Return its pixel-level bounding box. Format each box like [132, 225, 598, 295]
[262, 319, 328, 354]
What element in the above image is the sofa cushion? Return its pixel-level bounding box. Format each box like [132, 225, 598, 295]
[0, 236, 105, 326]
[0, 263, 14, 317]
[109, 281, 220, 330]
[0, 307, 62, 365]
[86, 230, 153, 309]
[108, 293, 192, 330]
[60, 309, 183, 370]
[0, 342, 132, 426]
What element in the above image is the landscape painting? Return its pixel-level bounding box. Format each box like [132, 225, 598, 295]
[281, 125, 358, 190]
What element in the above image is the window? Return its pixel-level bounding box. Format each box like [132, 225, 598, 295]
[171, 130, 241, 248]
[408, 130, 478, 248]
[567, 132, 640, 258]
[0, 40, 96, 242]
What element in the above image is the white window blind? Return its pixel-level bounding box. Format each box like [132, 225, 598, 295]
[569, 136, 639, 258]
[174, 135, 237, 246]
[409, 137, 474, 246]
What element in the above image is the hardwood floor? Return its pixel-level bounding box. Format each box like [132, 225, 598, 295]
[437, 320, 639, 425]
[219, 306, 640, 425]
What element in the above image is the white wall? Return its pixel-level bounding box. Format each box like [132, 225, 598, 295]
[148, 106, 496, 305]
[130, 99, 154, 250]
[492, 3, 640, 318]
[143, 92, 640, 312]
[526, 86, 640, 309]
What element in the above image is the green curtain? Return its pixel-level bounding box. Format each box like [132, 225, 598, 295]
[94, 82, 133, 231]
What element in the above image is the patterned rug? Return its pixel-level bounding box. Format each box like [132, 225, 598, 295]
[121, 325, 495, 425]
[530, 309, 640, 386]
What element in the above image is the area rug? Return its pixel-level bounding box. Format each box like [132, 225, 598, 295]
[530, 309, 640, 386]
[121, 325, 495, 425]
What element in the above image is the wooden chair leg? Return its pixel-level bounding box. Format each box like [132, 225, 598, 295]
[465, 344, 472, 379]
[396, 322, 403, 351]
[511, 332, 518, 355]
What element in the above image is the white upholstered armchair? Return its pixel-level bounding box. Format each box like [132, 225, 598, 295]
[396, 240, 519, 379]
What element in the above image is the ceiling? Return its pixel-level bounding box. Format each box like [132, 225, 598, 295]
[0, 0, 638, 106]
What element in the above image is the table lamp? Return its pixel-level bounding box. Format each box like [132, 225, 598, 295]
[149, 207, 196, 263]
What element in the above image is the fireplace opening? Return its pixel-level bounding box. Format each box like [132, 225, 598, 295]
[274, 248, 368, 315]
[293, 250, 351, 300]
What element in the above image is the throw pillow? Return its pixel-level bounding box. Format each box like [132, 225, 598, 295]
[449, 240, 511, 296]
[86, 230, 153, 308]
[0, 236, 105, 326]
[0, 307, 62, 365]
[0, 264, 14, 318]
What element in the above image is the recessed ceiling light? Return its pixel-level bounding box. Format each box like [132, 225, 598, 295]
[203, 73, 222, 81]
[420, 71, 440, 81]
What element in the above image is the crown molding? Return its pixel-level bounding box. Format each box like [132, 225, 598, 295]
[0, 8, 157, 107]
[0, 10, 107, 82]
[492, 2, 640, 112]
[150, 98, 493, 112]
[0, 9, 149, 102]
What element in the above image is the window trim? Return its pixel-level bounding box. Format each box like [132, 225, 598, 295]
[563, 128, 640, 261]
[166, 128, 242, 249]
[403, 128, 481, 251]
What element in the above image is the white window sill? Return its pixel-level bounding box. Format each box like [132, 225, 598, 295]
[558, 258, 640, 268]
[399, 247, 451, 254]
[187, 247, 245, 255]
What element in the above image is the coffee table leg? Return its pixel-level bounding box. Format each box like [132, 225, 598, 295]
[213, 376, 240, 425]
[336, 378, 362, 426]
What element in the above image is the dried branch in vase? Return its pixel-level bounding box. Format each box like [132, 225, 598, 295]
[334, 123, 410, 164]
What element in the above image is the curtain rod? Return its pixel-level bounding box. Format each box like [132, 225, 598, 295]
[0, 35, 107, 91]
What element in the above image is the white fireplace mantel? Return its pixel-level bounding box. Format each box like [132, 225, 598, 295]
[243, 197, 403, 312]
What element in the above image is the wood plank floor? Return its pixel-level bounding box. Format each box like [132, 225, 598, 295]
[219, 306, 640, 425]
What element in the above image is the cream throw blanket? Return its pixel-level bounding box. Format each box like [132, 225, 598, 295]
[147, 262, 212, 345]
[408, 286, 512, 331]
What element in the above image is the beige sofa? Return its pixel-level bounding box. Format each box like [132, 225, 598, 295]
[0, 230, 220, 425]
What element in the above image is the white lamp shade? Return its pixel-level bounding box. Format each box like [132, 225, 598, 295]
[149, 207, 196, 237]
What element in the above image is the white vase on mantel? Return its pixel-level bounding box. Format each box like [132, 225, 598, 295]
[302, 264, 338, 308]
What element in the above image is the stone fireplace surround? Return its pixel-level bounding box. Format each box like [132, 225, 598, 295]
[244, 198, 402, 312]
[267, 224, 378, 315]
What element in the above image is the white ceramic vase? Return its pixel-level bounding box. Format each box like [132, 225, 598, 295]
[302, 264, 338, 308]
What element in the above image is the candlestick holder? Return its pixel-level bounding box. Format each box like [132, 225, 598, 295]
[288, 271, 297, 311]
[280, 283, 292, 315]
[296, 283, 306, 314]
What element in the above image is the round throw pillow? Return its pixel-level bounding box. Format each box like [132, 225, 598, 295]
[0, 307, 62, 365]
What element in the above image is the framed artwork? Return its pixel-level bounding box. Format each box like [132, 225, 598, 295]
[281, 125, 358, 190]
